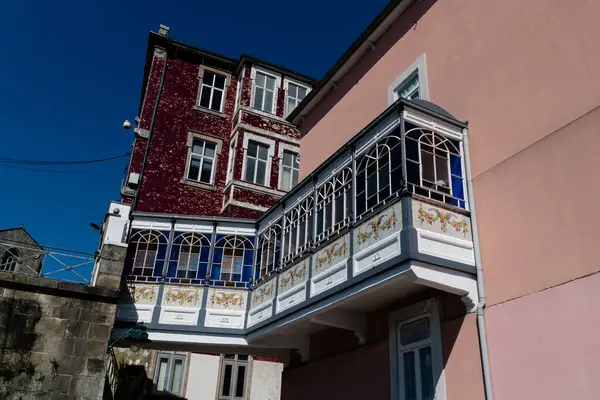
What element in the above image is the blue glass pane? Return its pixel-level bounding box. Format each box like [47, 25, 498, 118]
[212, 265, 221, 280]
[200, 247, 211, 262]
[212, 248, 223, 263]
[166, 261, 178, 277]
[244, 249, 254, 265]
[242, 265, 252, 282]
[232, 273, 241, 282]
[254, 267, 260, 281]
[198, 262, 208, 279]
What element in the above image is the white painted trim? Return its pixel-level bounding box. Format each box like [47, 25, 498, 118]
[388, 299, 447, 400]
[231, 180, 286, 197]
[407, 261, 478, 312]
[414, 228, 475, 266]
[223, 199, 269, 213]
[241, 132, 276, 187]
[250, 65, 281, 115]
[131, 219, 171, 230]
[233, 121, 300, 144]
[147, 331, 249, 346]
[283, 77, 311, 118]
[402, 110, 463, 140]
[277, 142, 300, 191]
[388, 53, 429, 105]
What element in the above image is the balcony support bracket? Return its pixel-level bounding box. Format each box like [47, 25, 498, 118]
[309, 310, 367, 345]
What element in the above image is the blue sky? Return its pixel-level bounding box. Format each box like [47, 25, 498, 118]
[0, 0, 387, 277]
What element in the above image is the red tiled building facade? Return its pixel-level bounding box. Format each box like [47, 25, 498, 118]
[122, 27, 313, 219]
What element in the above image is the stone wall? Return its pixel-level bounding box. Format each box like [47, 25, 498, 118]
[0, 228, 43, 276]
[0, 271, 119, 400]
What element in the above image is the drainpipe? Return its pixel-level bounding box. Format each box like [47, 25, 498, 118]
[132, 48, 168, 213]
[462, 127, 494, 400]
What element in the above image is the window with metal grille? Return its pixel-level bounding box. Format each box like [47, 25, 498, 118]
[167, 233, 210, 281]
[257, 227, 280, 279]
[356, 132, 403, 220]
[282, 196, 314, 263]
[211, 236, 253, 284]
[0, 248, 20, 272]
[315, 168, 352, 242]
[199, 70, 226, 112]
[128, 230, 168, 279]
[405, 126, 465, 208]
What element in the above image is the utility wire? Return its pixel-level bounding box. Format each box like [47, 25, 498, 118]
[0, 163, 87, 174]
[0, 152, 130, 165]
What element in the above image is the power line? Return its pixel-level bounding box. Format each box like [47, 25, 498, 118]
[0, 153, 130, 166]
[0, 164, 88, 174]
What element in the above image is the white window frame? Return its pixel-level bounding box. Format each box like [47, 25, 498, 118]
[250, 66, 281, 115]
[154, 352, 188, 396]
[197, 65, 231, 114]
[389, 299, 446, 400]
[277, 142, 300, 191]
[226, 135, 238, 183]
[283, 78, 311, 118]
[315, 167, 352, 242]
[218, 354, 251, 400]
[235, 72, 243, 112]
[183, 132, 223, 189]
[241, 133, 275, 187]
[388, 54, 429, 105]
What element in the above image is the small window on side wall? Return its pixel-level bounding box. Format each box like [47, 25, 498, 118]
[388, 54, 429, 105]
[280, 150, 299, 191]
[285, 82, 308, 117]
[199, 70, 227, 112]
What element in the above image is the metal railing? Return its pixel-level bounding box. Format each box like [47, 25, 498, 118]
[106, 347, 119, 398]
[0, 240, 95, 285]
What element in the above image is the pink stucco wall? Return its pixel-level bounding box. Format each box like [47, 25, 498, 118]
[298, 0, 600, 307]
[475, 106, 600, 305]
[486, 271, 600, 399]
[281, 341, 390, 400]
[442, 313, 485, 400]
[300, 0, 600, 181]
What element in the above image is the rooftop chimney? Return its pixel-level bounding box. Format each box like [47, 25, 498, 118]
[158, 24, 170, 37]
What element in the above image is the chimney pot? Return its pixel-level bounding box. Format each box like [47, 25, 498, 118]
[158, 24, 170, 36]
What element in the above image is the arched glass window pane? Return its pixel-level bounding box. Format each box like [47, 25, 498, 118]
[257, 226, 280, 279]
[282, 196, 314, 265]
[0, 248, 20, 272]
[127, 230, 168, 280]
[212, 235, 254, 286]
[356, 131, 402, 220]
[168, 233, 210, 282]
[315, 167, 352, 243]
[405, 126, 465, 208]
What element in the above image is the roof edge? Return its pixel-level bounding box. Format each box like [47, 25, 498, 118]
[287, 0, 414, 126]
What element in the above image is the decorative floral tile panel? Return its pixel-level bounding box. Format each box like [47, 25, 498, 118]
[278, 259, 308, 295]
[354, 202, 402, 252]
[412, 200, 472, 240]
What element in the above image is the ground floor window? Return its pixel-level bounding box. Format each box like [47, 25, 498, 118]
[389, 300, 446, 400]
[154, 352, 187, 396]
[219, 354, 249, 399]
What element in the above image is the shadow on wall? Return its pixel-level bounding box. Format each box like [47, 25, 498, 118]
[111, 364, 187, 400]
[303, 0, 438, 132]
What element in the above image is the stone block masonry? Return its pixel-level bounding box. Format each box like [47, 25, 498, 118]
[0, 271, 119, 400]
